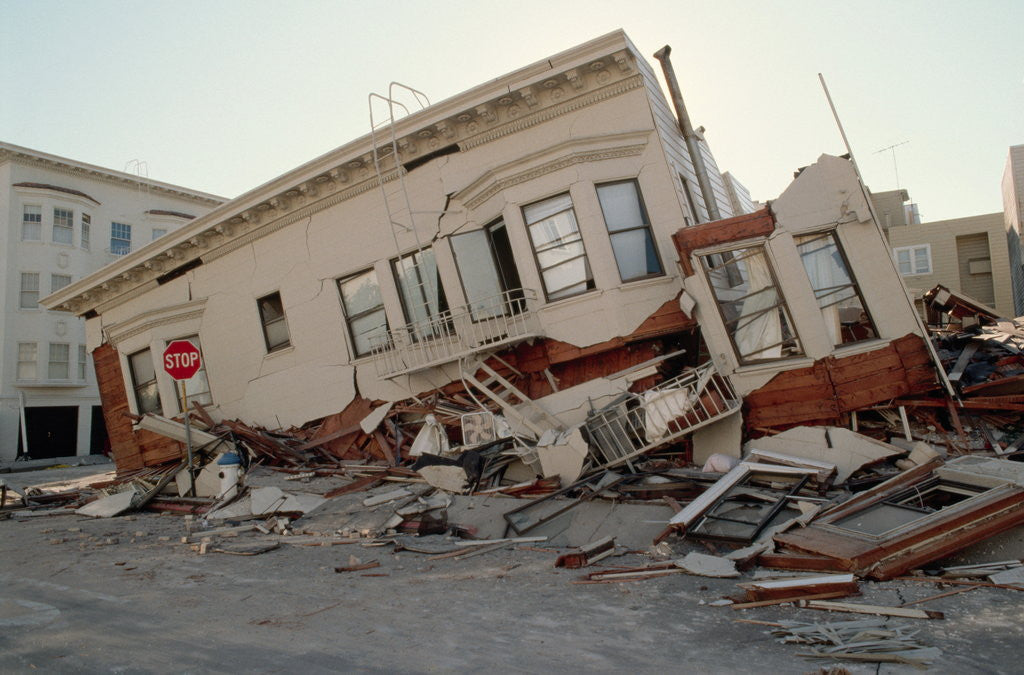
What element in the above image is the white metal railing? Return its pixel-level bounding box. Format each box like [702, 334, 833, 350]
[584, 361, 740, 468]
[370, 289, 540, 377]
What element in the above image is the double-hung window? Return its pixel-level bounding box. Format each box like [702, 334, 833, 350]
[53, 208, 74, 244]
[81, 213, 91, 250]
[22, 205, 42, 240]
[523, 193, 594, 301]
[257, 292, 290, 352]
[48, 343, 70, 380]
[702, 245, 802, 363]
[894, 245, 931, 276]
[177, 335, 213, 407]
[78, 345, 88, 381]
[129, 349, 162, 415]
[596, 180, 663, 281]
[338, 269, 390, 357]
[51, 274, 72, 293]
[392, 249, 449, 340]
[796, 232, 877, 345]
[20, 273, 39, 309]
[111, 222, 132, 255]
[17, 343, 38, 380]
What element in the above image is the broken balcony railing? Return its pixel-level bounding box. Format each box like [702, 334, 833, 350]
[584, 361, 740, 469]
[370, 289, 540, 377]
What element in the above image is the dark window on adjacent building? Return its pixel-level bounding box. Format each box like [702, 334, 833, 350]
[523, 193, 594, 301]
[257, 292, 290, 352]
[129, 349, 162, 415]
[338, 269, 390, 357]
[596, 180, 663, 282]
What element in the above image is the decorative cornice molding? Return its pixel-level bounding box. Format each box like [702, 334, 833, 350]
[459, 75, 644, 151]
[0, 148, 222, 206]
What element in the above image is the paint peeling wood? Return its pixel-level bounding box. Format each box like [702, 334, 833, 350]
[672, 207, 776, 276]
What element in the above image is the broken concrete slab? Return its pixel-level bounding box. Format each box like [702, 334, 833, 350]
[535, 428, 588, 485]
[674, 552, 739, 578]
[417, 466, 467, 493]
[75, 489, 137, 518]
[744, 426, 902, 483]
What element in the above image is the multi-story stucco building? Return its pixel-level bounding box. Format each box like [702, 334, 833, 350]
[1, 142, 223, 461]
[1003, 144, 1024, 315]
[44, 32, 938, 473]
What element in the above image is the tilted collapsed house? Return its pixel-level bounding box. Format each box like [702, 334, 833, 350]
[42, 31, 941, 473]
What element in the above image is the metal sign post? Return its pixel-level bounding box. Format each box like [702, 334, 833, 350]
[162, 340, 203, 497]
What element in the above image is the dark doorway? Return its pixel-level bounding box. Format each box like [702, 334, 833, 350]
[90, 406, 109, 456]
[20, 406, 79, 459]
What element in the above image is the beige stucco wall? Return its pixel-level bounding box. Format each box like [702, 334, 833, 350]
[887, 212, 1012, 317]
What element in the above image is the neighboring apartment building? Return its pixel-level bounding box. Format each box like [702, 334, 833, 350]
[1003, 144, 1024, 315]
[44, 32, 936, 472]
[872, 189, 1013, 319]
[1, 142, 223, 461]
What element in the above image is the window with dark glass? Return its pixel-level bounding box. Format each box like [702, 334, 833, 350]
[111, 222, 132, 255]
[338, 269, 390, 357]
[795, 232, 877, 345]
[129, 348, 162, 415]
[523, 193, 594, 301]
[257, 292, 290, 352]
[451, 218, 524, 320]
[596, 180, 663, 281]
[702, 245, 802, 363]
[392, 249, 449, 339]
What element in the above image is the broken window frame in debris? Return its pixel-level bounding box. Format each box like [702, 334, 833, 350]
[128, 347, 162, 415]
[523, 192, 595, 302]
[257, 291, 290, 353]
[667, 462, 818, 544]
[450, 218, 526, 321]
[391, 248, 451, 342]
[595, 179, 664, 282]
[700, 244, 803, 364]
[338, 268, 391, 358]
[794, 230, 877, 346]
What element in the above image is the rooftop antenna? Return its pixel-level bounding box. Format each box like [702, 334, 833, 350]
[873, 140, 910, 192]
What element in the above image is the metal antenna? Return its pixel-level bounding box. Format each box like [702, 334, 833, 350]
[874, 140, 909, 191]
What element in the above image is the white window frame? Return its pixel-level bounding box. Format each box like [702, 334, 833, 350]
[81, 213, 91, 250]
[22, 205, 42, 241]
[53, 207, 74, 244]
[48, 343, 70, 380]
[111, 222, 132, 256]
[17, 342, 38, 380]
[78, 344, 88, 381]
[893, 244, 932, 276]
[20, 272, 40, 309]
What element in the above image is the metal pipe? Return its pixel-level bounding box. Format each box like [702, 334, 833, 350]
[653, 45, 721, 222]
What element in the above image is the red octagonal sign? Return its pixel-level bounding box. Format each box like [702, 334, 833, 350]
[163, 340, 202, 381]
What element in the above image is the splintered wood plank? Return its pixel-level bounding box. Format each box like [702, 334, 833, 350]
[799, 599, 944, 620]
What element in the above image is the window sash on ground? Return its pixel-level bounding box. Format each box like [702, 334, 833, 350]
[796, 231, 877, 346]
[48, 343, 70, 380]
[524, 193, 594, 301]
[596, 180, 663, 282]
[257, 292, 290, 352]
[17, 343, 37, 380]
[338, 269, 390, 357]
[53, 208, 74, 244]
[702, 246, 802, 363]
[22, 205, 42, 240]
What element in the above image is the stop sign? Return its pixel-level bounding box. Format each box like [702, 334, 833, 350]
[163, 340, 202, 381]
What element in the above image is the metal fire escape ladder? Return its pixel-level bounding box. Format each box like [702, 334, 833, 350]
[459, 354, 565, 438]
[368, 84, 445, 343]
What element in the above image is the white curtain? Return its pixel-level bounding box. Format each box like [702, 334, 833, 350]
[734, 251, 782, 359]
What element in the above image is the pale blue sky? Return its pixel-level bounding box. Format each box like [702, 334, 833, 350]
[2, 0, 1021, 220]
